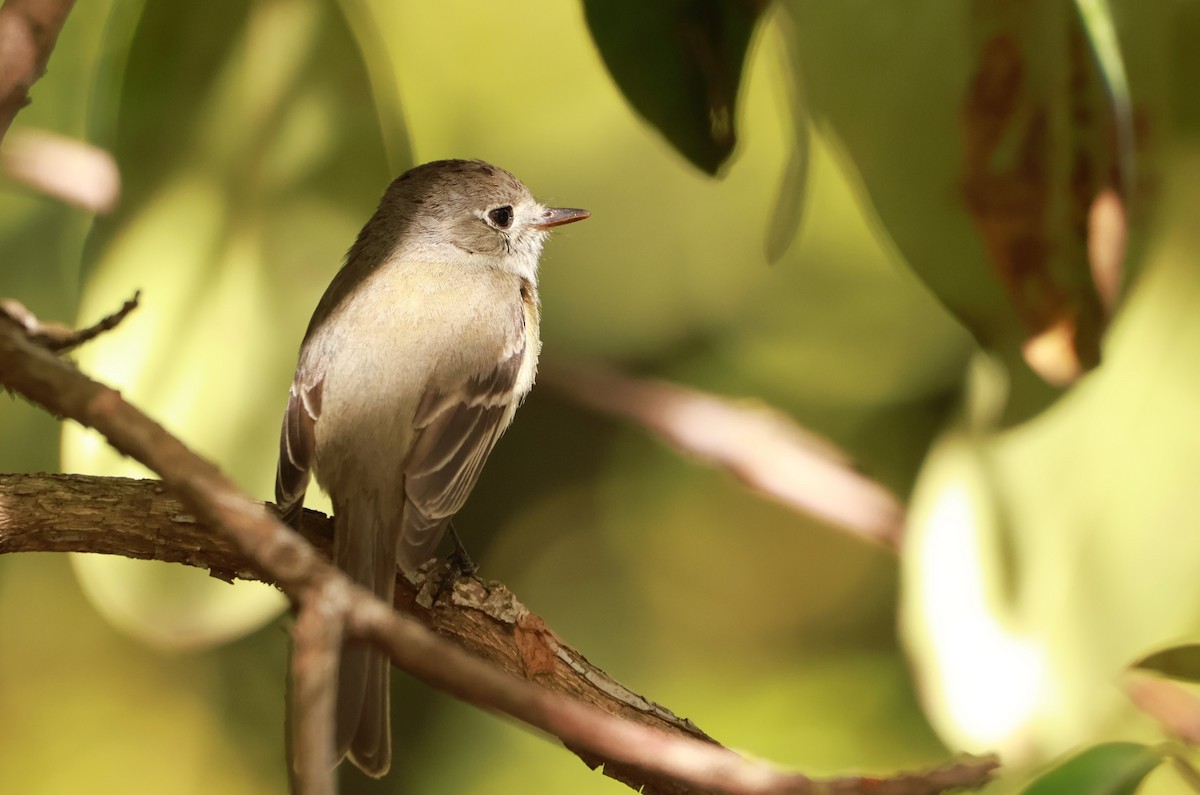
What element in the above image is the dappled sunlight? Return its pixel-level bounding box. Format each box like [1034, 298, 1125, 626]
[906, 472, 1047, 756]
[61, 174, 289, 649]
[69, 554, 285, 652]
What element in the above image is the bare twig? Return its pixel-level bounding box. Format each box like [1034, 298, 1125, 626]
[541, 361, 906, 551]
[0, 302, 997, 795]
[1126, 674, 1200, 746]
[0, 290, 139, 352]
[0, 0, 76, 143]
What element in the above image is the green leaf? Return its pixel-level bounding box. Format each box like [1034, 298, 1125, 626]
[582, 0, 764, 175]
[764, 14, 810, 262]
[1133, 644, 1200, 682]
[1021, 743, 1162, 795]
[783, 0, 1135, 414]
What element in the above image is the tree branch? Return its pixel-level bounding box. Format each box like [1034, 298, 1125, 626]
[0, 0, 76, 142]
[0, 304, 998, 795]
[0, 472, 715, 748]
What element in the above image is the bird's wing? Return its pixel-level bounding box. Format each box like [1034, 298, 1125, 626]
[275, 376, 324, 527]
[399, 341, 526, 571]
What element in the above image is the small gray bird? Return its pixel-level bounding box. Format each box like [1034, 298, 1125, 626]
[274, 159, 588, 776]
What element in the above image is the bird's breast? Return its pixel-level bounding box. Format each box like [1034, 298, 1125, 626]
[302, 259, 533, 486]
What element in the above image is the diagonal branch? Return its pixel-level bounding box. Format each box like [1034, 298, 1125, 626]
[0, 0, 76, 142]
[0, 471, 999, 794]
[0, 304, 998, 795]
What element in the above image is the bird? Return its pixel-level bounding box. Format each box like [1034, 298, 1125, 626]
[274, 159, 588, 776]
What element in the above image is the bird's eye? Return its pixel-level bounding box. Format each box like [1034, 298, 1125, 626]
[488, 206, 513, 229]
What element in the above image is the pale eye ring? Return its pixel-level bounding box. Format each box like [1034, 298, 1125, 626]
[488, 205, 513, 229]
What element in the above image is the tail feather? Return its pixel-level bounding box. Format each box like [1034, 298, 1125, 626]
[333, 496, 396, 777]
[346, 647, 391, 775]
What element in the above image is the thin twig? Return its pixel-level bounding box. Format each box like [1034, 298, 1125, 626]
[353, 593, 997, 795]
[0, 290, 139, 352]
[1126, 673, 1200, 747]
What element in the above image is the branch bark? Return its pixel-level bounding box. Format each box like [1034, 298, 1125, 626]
[0, 472, 714, 748]
[0, 307, 998, 795]
[0, 0, 76, 142]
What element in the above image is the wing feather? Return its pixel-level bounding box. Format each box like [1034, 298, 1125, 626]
[398, 344, 525, 572]
[275, 377, 323, 527]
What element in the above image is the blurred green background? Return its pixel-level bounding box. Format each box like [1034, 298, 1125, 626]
[2, 0, 1199, 793]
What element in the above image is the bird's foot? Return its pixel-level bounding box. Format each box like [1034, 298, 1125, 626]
[446, 520, 479, 578]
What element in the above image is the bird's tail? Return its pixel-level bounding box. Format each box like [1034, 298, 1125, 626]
[333, 496, 396, 777]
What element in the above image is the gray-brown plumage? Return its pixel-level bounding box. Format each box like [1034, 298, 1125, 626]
[274, 159, 587, 777]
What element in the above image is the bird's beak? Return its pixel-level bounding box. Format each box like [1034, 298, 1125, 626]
[534, 207, 590, 230]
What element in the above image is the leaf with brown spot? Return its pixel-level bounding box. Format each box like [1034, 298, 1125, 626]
[782, 1, 1142, 416]
[960, 5, 1118, 383]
